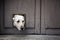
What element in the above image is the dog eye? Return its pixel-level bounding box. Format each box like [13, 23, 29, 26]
[17, 20, 20, 23]
[22, 20, 24, 22]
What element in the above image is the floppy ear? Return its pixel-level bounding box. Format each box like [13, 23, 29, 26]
[12, 18, 15, 20]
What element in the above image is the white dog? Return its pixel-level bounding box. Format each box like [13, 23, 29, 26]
[13, 15, 25, 30]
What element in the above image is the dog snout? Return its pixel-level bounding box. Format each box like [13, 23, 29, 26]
[21, 27, 25, 30]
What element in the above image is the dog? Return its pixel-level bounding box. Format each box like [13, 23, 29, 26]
[13, 15, 25, 30]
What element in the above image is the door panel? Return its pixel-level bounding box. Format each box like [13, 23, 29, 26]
[5, 0, 35, 28]
[0, 0, 40, 34]
[45, 0, 60, 28]
[41, 0, 60, 34]
[5, 0, 17, 27]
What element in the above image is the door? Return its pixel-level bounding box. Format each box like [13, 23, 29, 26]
[41, 0, 60, 35]
[0, 0, 40, 35]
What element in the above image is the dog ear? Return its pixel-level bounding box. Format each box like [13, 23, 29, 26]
[12, 18, 15, 20]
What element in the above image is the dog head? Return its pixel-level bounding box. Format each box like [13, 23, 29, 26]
[13, 15, 25, 30]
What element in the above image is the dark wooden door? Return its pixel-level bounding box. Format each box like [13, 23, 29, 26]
[0, 0, 40, 34]
[41, 0, 60, 35]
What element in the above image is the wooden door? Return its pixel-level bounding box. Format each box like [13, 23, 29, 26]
[41, 0, 60, 35]
[0, 0, 40, 35]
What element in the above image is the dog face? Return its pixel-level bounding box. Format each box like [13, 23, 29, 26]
[13, 15, 25, 30]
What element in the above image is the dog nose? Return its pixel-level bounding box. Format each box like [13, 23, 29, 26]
[21, 27, 24, 30]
